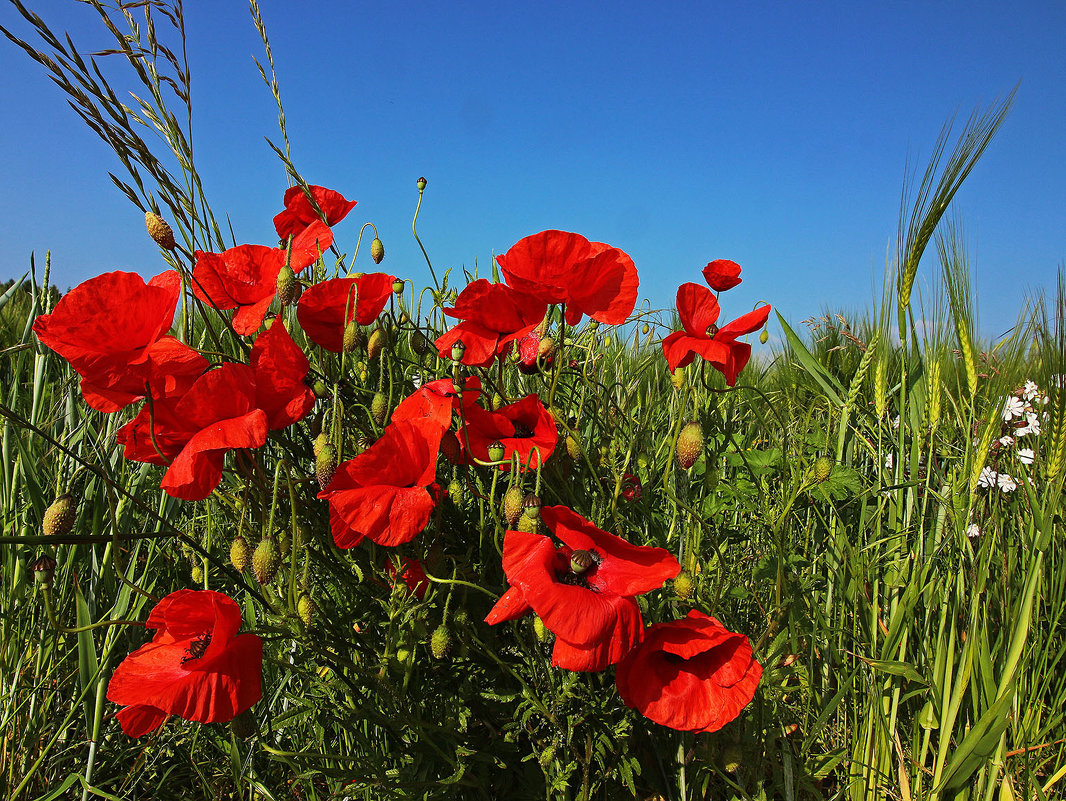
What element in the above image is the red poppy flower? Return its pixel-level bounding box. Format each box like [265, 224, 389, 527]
[702, 259, 743, 292]
[661, 283, 771, 386]
[296, 273, 396, 352]
[434, 279, 547, 368]
[485, 506, 680, 671]
[107, 589, 262, 737]
[193, 221, 332, 335]
[116, 364, 268, 501]
[319, 417, 444, 548]
[497, 230, 638, 326]
[458, 393, 557, 470]
[273, 184, 357, 240]
[249, 321, 316, 430]
[387, 557, 430, 600]
[392, 376, 482, 430]
[620, 473, 642, 502]
[32, 270, 207, 412]
[615, 610, 762, 733]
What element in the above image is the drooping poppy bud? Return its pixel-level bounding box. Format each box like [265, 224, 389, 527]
[43, 494, 77, 537]
[367, 328, 388, 360]
[502, 486, 524, 526]
[316, 442, 338, 490]
[297, 593, 316, 626]
[371, 392, 388, 426]
[814, 456, 833, 483]
[342, 322, 361, 354]
[251, 536, 281, 585]
[276, 264, 298, 306]
[676, 421, 704, 469]
[673, 569, 695, 600]
[759, 329, 769, 345]
[430, 624, 452, 659]
[145, 211, 176, 250]
[229, 535, 251, 572]
[370, 237, 385, 264]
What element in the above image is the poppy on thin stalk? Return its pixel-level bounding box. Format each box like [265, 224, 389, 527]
[273, 184, 357, 239]
[296, 273, 396, 353]
[434, 279, 547, 368]
[458, 393, 558, 470]
[107, 590, 262, 737]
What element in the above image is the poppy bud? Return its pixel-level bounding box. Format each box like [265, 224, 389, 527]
[516, 514, 541, 534]
[569, 549, 595, 575]
[502, 486, 524, 526]
[539, 743, 557, 768]
[417, 176, 427, 191]
[42, 493, 76, 538]
[440, 431, 461, 464]
[316, 442, 338, 490]
[447, 479, 464, 506]
[673, 569, 695, 600]
[450, 339, 466, 362]
[491, 392, 505, 411]
[370, 236, 385, 264]
[229, 535, 251, 572]
[430, 623, 452, 659]
[522, 494, 541, 519]
[297, 593, 316, 626]
[252, 536, 281, 584]
[814, 456, 833, 483]
[532, 615, 549, 642]
[759, 329, 769, 345]
[565, 434, 583, 461]
[367, 328, 388, 360]
[487, 440, 505, 462]
[342, 321, 361, 354]
[276, 264, 298, 306]
[145, 211, 176, 250]
[190, 563, 204, 584]
[392, 278, 404, 294]
[538, 336, 555, 361]
[642, 323, 650, 335]
[31, 554, 57, 587]
[229, 709, 256, 740]
[670, 368, 686, 391]
[410, 330, 428, 355]
[313, 380, 330, 398]
[371, 392, 389, 426]
[676, 421, 704, 469]
[313, 431, 329, 458]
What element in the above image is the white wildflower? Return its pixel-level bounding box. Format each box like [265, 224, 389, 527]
[1017, 412, 1042, 437]
[977, 466, 998, 488]
[1023, 380, 1040, 401]
[966, 523, 981, 539]
[997, 473, 1017, 493]
[884, 453, 894, 469]
[998, 435, 1015, 447]
[1018, 448, 1035, 465]
[1002, 396, 1025, 421]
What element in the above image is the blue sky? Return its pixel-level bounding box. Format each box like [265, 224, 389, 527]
[1, 1, 1063, 341]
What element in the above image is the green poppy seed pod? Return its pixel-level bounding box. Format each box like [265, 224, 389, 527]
[532, 615, 548, 642]
[370, 236, 385, 264]
[491, 392, 505, 411]
[297, 593, 316, 626]
[190, 563, 204, 584]
[392, 278, 404, 295]
[316, 442, 338, 490]
[276, 264, 298, 306]
[371, 392, 389, 426]
[642, 323, 650, 335]
[417, 176, 427, 191]
[367, 328, 388, 360]
[31, 554, 57, 587]
[252, 536, 281, 584]
[814, 456, 833, 483]
[759, 329, 769, 345]
[673, 569, 694, 601]
[502, 486, 524, 526]
[450, 339, 466, 362]
[42, 493, 77, 538]
[430, 623, 452, 659]
[229, 709, 256, 740]
[676, 421, 704, 469]
[487, 440, 505, 462]
[569, 549, 594, 575]
[313, 379, 330, 398]
[145, 211, 176, 250]
[447, 479, 464, 506]
[342, 321, 360, 354]
[522, 494, 542, 519]
[229, 535, 251, 572]
[410, 330, 428, 356]
[313, 431, 329, 458]
[565, 434, 583, 460]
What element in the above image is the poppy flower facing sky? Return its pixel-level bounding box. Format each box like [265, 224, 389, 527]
[192, 220, 332, 335]
[485, 506, 679, 671]
[273, 184, 357, 240]
[615, 609, 762, 733]
[458, 393, 558, 470]
[702, 259, 743, 292]
[32, 269, 207, 413]
[107, 589, 262, 738]
[319, 417, 444, 548]
[391, 376, 482, 430]
[661, 282, 771, 385]
[497, 230, 638, 326]
[434, 278, 548, 368]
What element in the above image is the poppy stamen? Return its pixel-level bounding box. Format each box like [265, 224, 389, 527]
[182, 633, 212, 664]
[512, 421, 535, 438]
[705, 323, 719, 338]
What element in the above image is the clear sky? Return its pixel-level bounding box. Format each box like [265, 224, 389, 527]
[2, 1, 1063, 341]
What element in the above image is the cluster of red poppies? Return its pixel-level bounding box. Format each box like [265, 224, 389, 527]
[34, 185, 764, 739]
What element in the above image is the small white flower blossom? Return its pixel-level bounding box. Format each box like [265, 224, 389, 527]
[883, 453, 894, 469]
[1023, 380, 1040, 401]
[892, 415, 901, 431]
[997, 473, 1017, 493]
[1018, 413, 1042, 437]
[978, 466, 998, 488]
[998, 435, 1015, 447]
[1002, 396, 1025, 421]
[1018, 448, 1035, 465]
[966, 523, 981, 539]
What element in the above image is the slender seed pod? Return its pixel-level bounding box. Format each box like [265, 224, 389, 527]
[926, 356, 942, 432]
[874, 344, 889, 420]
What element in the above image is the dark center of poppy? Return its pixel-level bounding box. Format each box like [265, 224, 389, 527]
[570, 549, 595, 574]
[556, 549, 602, 590]
[512, 421, 535, 438]
[705, 323, 719, 338]
[181, 632, 212, 664]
